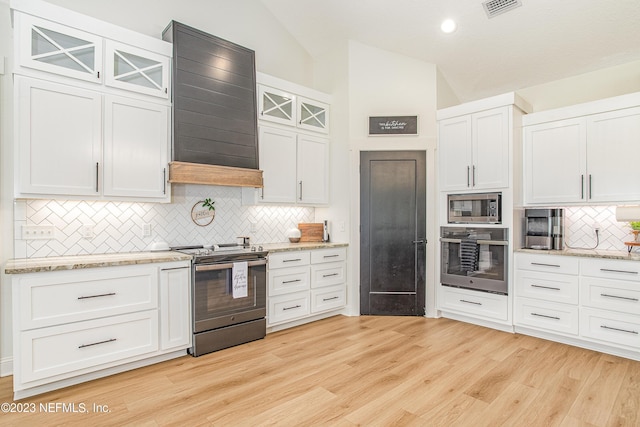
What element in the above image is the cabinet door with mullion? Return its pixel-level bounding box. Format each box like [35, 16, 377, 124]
[258, 85, 296, 127]
[16, 76, 102, 197]
[17, 13, 102, 84]
[104, 40, 170, 100]
[297, 96, 330, 134]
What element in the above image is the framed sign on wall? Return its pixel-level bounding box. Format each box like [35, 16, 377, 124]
[368, 115, 418, 136]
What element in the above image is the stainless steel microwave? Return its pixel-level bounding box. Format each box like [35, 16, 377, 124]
[448, 192, 501, 224]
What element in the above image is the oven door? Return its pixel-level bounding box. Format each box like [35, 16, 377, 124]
[193, 259, 266, 333]
[440, 227, 508, 295]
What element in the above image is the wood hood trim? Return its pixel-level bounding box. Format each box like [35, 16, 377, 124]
[168, 161, 263, 188]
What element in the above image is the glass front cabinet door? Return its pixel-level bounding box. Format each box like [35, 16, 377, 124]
[297, 96, 330, 134]
[105, 40, 170, 99]
[258, 85, 296, 127]
[18, 14, 103, 83]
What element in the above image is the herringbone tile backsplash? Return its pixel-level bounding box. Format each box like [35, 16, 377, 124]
[14, 184, 315, 258]
[564, 206, 633, 251]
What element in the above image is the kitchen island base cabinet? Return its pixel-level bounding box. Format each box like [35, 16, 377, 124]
[11, 261, 191, 399]
[267, 247, 347, 330]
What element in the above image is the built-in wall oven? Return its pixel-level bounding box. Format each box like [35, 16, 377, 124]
[440, 227, 508, 295]
[173, 245, 267, 357]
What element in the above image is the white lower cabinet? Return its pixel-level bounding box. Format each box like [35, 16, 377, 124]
[438, 286, 508, 322]
[11, 261, 191, 398]
[514, 252, 640, 360]
[267, 247, 346, 328]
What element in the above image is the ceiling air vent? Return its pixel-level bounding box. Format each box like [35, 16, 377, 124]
[482, 0, 522, 18]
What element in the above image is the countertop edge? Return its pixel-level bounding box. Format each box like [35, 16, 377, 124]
[515, 248, 640, 262]
[4, 243, 349, 274]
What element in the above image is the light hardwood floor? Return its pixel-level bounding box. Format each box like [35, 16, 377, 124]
[1, 315, 639, 426]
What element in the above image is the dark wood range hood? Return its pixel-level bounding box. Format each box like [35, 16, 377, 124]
[163, 21, 263, 188]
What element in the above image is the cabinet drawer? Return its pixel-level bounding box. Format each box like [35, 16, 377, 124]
[515, 270, 579, 304]
[268, 251, 311, 269]
[268, 291, 310, 325]
[438, 286, 508, 321]
[311, 248, 347, 264]
[515, 253, 579, 275]
[268, 266, 310, 296]
[580, 308, 640, 349]
[311, 285, 346, 313]
[20, 311, 158, 383]
[580, 259, 640, 281]
[515, 297, 579, 336]
[581, 277, 640, 314]
[311, 262, 345, 289]
[17, 266, 158, 330]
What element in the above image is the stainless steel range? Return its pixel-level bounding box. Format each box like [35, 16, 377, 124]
[172, 242, 267, 357]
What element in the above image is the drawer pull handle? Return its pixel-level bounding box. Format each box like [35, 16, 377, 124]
[531, 312, 560, 320]
[283, 259, 302, 263]
[323, 273, 339, 278]
[77, 292, 116, 300]
[531, 284, 561, 291]
[460, 299, 481, 306]
[78, 338, 117, 349]
[323, 296, 339, 302]
[283, 279, 302, 284]
[324, 254, 340, 258]
[600, 293, 639, 302]
[600, 325, 639, 335]
[531, 263, 561, 268]
[600, 268, 638, 275]
[283, 304, 302, 311]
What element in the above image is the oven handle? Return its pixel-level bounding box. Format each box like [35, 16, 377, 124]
[195, 259, 267, 272]
[439, 238, 508, 246]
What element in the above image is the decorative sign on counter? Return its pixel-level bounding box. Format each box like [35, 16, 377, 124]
[368, 115, 418, 136]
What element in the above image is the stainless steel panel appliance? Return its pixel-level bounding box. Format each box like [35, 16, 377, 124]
[172, 243, 267, 357]
[524, 208, 564, 250]
[448, 192, 501, 224]
[440, 226, 508, 295]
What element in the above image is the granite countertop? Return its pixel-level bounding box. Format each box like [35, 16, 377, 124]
[4, 251, 193, 274]
[260, 241, 348, 253]
[4, 242, 349, 274]
[516, 247, 640, 262]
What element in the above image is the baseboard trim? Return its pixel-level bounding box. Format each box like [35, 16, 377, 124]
[0, 357, 13, 377]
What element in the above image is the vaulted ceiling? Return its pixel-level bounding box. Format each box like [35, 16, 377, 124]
[260, 0, 640, 102]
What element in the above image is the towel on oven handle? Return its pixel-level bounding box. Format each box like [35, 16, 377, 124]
[459, 239, 479, 273]
[232, 262, 248, 298]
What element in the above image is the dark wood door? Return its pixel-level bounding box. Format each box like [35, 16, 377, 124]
[360, 151, 426, 315]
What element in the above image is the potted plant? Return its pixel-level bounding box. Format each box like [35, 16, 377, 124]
[631, 221, 640, 242]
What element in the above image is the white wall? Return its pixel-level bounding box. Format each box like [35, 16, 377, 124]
[346, 40, 439, 316]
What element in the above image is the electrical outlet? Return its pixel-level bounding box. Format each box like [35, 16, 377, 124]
[593, 222, 601, 232]
[22, 225, 55, 240]
[80, 225, 95, 240]
[250, 222, 257, 233]
[339, 221, 346, 232]
[142, 223, 152, 237]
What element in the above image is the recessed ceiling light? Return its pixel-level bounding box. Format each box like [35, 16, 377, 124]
[441, 19, 457, 34]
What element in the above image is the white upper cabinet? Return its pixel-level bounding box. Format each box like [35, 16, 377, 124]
[12, 0, 172, 202]
[17, 13, 103, 84]
[439, 106, 510, 191]
[104, 40, 170, 99]
[258, 85, 296, 127]
[523, 94, 640, 205]
[14, 7, 171, 100]
[258, 126, 297, 203]
[17, 77, 102, 197]
[103, 96, 169, 198]
[524, 118, 587, 205]
[297, 133, 329, 204]
[297, 96, 330, 134]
